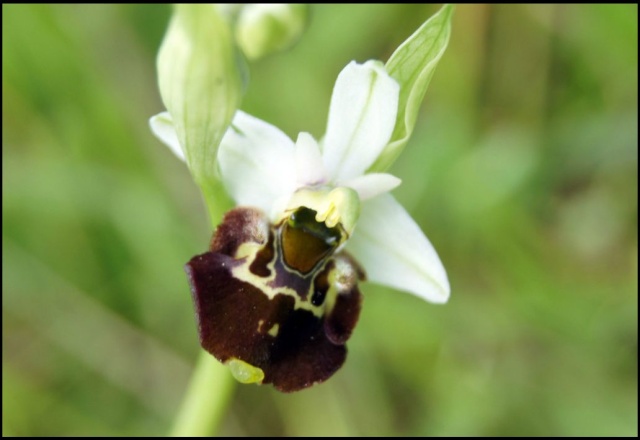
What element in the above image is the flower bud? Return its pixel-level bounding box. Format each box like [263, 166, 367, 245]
[157, 5, 243, 189]
[235, 4, 308, 60]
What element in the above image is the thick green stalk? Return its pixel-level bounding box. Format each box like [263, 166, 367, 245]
[170, 351, 235, 436]
[170, 180, 235, 436]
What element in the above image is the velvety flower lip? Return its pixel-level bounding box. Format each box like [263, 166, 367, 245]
[186, 206, 363, 392]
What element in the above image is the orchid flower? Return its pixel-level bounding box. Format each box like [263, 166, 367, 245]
[151, 5, 453, 392]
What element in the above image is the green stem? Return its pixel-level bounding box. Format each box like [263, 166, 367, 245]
[170, 351, 235, 436]
[171, 182, 236, 436]
[199, 179, 233, 228]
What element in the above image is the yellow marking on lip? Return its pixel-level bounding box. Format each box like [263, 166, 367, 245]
[232, 232, 333, 318]
[267, 323, 279, 337]
[229, 208, 354, 319]
[235, 241, 264, 259]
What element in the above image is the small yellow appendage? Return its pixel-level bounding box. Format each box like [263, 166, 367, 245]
[226, 358, 265, 384]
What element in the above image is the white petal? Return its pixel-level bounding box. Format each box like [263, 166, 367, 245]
[322, 60, 400, 181]
[346, 194, 450, 303]
[295, 132, 328, 187]
[149, 112, 186, 162]
[218, 111, 297, 214]
[341, 173, 401, 201]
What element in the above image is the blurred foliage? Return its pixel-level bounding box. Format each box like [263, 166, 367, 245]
[2, 4, 637, 436]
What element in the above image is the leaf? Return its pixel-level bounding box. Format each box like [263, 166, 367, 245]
[369, 4, 454, 173]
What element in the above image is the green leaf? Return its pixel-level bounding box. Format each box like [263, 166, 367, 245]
[369, 4, 454, 173]
[157, 5, 243, 191]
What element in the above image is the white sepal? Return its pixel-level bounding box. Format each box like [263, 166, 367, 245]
[341, 173, 401, 201]
[149, 112, 185, 162]
[347, 194, 450, 303]
[217, 111, 297, 213]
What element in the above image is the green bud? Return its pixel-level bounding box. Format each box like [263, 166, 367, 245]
[157, 5, 243, 191]
[235, 4, 308, 60]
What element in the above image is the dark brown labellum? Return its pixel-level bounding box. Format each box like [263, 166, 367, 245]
[185, 206, 364, 392]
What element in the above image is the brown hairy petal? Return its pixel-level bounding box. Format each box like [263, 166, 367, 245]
[185, 206, 365, 392]
[186, 251, 346, 392]
[210, 207, 269, 256]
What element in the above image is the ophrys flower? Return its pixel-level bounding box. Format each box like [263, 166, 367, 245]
[151, 59, 449, 392]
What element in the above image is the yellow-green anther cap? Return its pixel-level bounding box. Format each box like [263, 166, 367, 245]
[235, 4, 308, 60]
[284, 187, 360, 239]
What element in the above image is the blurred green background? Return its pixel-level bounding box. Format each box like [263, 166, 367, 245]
[3, 4, 637, 436]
